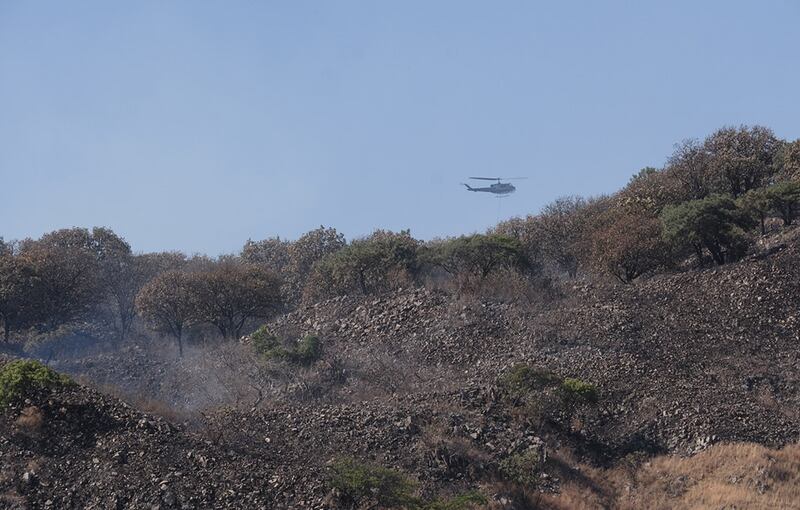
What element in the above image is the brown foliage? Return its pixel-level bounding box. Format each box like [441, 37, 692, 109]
[589, 209, 670, 283]
[135, 270, 198, 356]
[191, 261, 282, 339]
[664, 126, 781, 202]
[16, 228, 103, 330]
[241, 237, 291, 273]
[776, 139, 800, 182]
[704, 125, 780, 197]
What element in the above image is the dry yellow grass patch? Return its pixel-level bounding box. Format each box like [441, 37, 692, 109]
[537, 442, 800, 510]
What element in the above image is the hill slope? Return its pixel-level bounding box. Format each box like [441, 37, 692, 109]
[4, 230, 800, 509]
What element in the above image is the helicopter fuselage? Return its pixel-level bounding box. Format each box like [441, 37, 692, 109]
[463, 182, 516, 195]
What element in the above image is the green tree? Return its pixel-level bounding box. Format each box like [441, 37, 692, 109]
[306, 230, 420, 299]
[766, 181, 800, 226]
[661, 195, 755, 266]
[422, 234, 533, 291]
[738, 188, 772, 235]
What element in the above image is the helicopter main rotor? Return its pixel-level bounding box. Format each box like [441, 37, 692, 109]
[468, 176, 528, 181]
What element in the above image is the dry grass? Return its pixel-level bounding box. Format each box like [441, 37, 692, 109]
[535, 442, 800, 510]
[13, 406, 44, 435]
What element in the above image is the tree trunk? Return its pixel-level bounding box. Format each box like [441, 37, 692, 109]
[357, 269, 367, 295]
[693, 244, 705, 267]
[176, 328, 184, 357]
[708, 243, 725, 266]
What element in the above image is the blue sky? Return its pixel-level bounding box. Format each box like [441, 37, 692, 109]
[1, 1, 798, 254]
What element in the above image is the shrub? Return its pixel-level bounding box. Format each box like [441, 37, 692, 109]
[251, 326, 290, 359]
[500, 364, 560, 398]
[499, 449, 544, 486]
[330, 458, 418, 509]
[250, 325, 280, 355]
[329, 458, 485, 510]
[560, 378, 599, 404]
[251, 327, 322, 366]
[0, 360, 72, 407]
[293, 335, 322, 365]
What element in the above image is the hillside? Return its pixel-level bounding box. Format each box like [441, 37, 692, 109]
[2, 228, 798, 509]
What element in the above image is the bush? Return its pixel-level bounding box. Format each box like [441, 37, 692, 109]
[251, 326, 322, 366]
[330, 458, 485, 510]
[293, 335, 322, 365]
[500, 364, 560, 398]
[250, 326, 286, 359]
[330, 458, 418, 509]
[499, 449, 544, 486]
[560, 378, 599, 404]
[0, 360, 72, 407]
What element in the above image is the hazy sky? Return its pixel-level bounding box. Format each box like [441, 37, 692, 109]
[2, 1, 799, 254]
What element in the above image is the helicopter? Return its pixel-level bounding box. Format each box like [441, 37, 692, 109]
[462, 176, 527, 196]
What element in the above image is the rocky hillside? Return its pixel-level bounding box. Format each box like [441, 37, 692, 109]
[3, 229, 800, 509]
